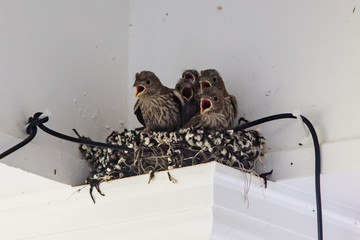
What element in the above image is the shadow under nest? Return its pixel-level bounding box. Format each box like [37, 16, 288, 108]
[79, 127, 266, 203]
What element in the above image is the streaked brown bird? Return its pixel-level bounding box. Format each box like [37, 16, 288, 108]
[199, 69, 238, 127]
[183, 88, 232, 131]
[133, 71, 184, 132]
[175, 69, 200, 126]
[182, 69, 199, 83]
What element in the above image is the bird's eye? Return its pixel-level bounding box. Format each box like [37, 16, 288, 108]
[177, 86, 181, 90]
[146, 80, 151, 85]
[214, 96, 218, 101]
[212, 77, 217, 82]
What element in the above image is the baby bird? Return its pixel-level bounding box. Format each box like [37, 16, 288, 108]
[183, 88, 233, 131]
[182, 69, 199, 83]
[199, 69, 238, 128]
[133, 71, 184, 132]
[175, 69, 200, 126]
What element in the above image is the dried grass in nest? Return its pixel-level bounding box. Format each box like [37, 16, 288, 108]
[79, 127, 266, 202]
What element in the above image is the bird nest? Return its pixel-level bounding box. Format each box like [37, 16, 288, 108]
[79, 127, 266, 202]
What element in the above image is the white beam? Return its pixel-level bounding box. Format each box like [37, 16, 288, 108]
[256, 137, 360, 181]
[0, 162, 358, 240]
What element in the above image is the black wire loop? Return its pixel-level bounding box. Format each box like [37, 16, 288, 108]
[26, 112, 49, 134]
[0, 111, 322, 240]
[0, 112, 47, 160]
[0, 112, 133, 160]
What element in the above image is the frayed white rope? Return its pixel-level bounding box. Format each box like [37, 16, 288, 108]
[292, 110, 311, 145]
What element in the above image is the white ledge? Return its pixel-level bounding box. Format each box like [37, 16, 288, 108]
[257, 137, 360, 180]
[0, 162, 359, 240]
[0, 131, 90, 186]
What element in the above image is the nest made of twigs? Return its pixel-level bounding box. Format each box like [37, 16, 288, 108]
[79, 127, 266, 202]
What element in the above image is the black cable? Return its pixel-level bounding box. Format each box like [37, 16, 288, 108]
[37, 121, 133, 151]
[235, 113, 323, 240]
[0, 127, 37, 160]
[0, 112, 133, 161]
[0, 112, 323, 239]
[0, 112, 43, 160]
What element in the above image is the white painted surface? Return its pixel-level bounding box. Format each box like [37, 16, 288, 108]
[127, 3, 360, 234]
[0, 1, 359, 239]
[0, 162, 358, 240]
[0, 132, 89, 186]
[128, 0, 360, 148]
[0, 0, 129, 141]
[0, 0, 129, 183]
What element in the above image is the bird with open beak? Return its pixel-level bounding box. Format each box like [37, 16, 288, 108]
[175, 69, 200, 127]
[199, 69, 238, 128]
[133, 71, 184, 132]
[182, 69, 199, 83]
[183, 88, 232, 131]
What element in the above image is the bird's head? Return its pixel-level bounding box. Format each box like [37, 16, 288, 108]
[200, 88, 223, 114]
[176, 78, 195, 102]
[199, 69, 227, 94]
[133, 71, 163, 98]
[175, 70, 200, 102]
[182, 69, 199, 84]
[200, 98, 212, 114]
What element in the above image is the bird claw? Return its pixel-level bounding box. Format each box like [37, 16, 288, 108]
[259, 169, 273, 188]
[167, 172, 177, 184]
[148, 170, 155, 184]
[89, 183, 105, 204]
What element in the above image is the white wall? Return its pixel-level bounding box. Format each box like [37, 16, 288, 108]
[128, 0, 360, 152]
[127, 2, 360, 224]
[0, 0, 130, 184]
[1, 0, 360, 185]
[0, 1, 359, 238]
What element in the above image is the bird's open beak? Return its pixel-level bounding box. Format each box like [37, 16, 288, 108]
[135, 85, 146, 97]
[181, 87, 193, 102]
[200, 80, 212, 91]
[184, 73, 196, 82]
[200, 99, 212, 114]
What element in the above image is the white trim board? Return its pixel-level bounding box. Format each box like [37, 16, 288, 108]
[256, 136, 360, 181]
[0, 162, 358, 240]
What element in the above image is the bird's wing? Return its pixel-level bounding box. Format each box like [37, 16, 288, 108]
[172, 89, 185, 127]
[134, 99, 145, 126]
[172, 90, 185, 107]
[182, 114, 201, 129]
[230, 95, 238, 118]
